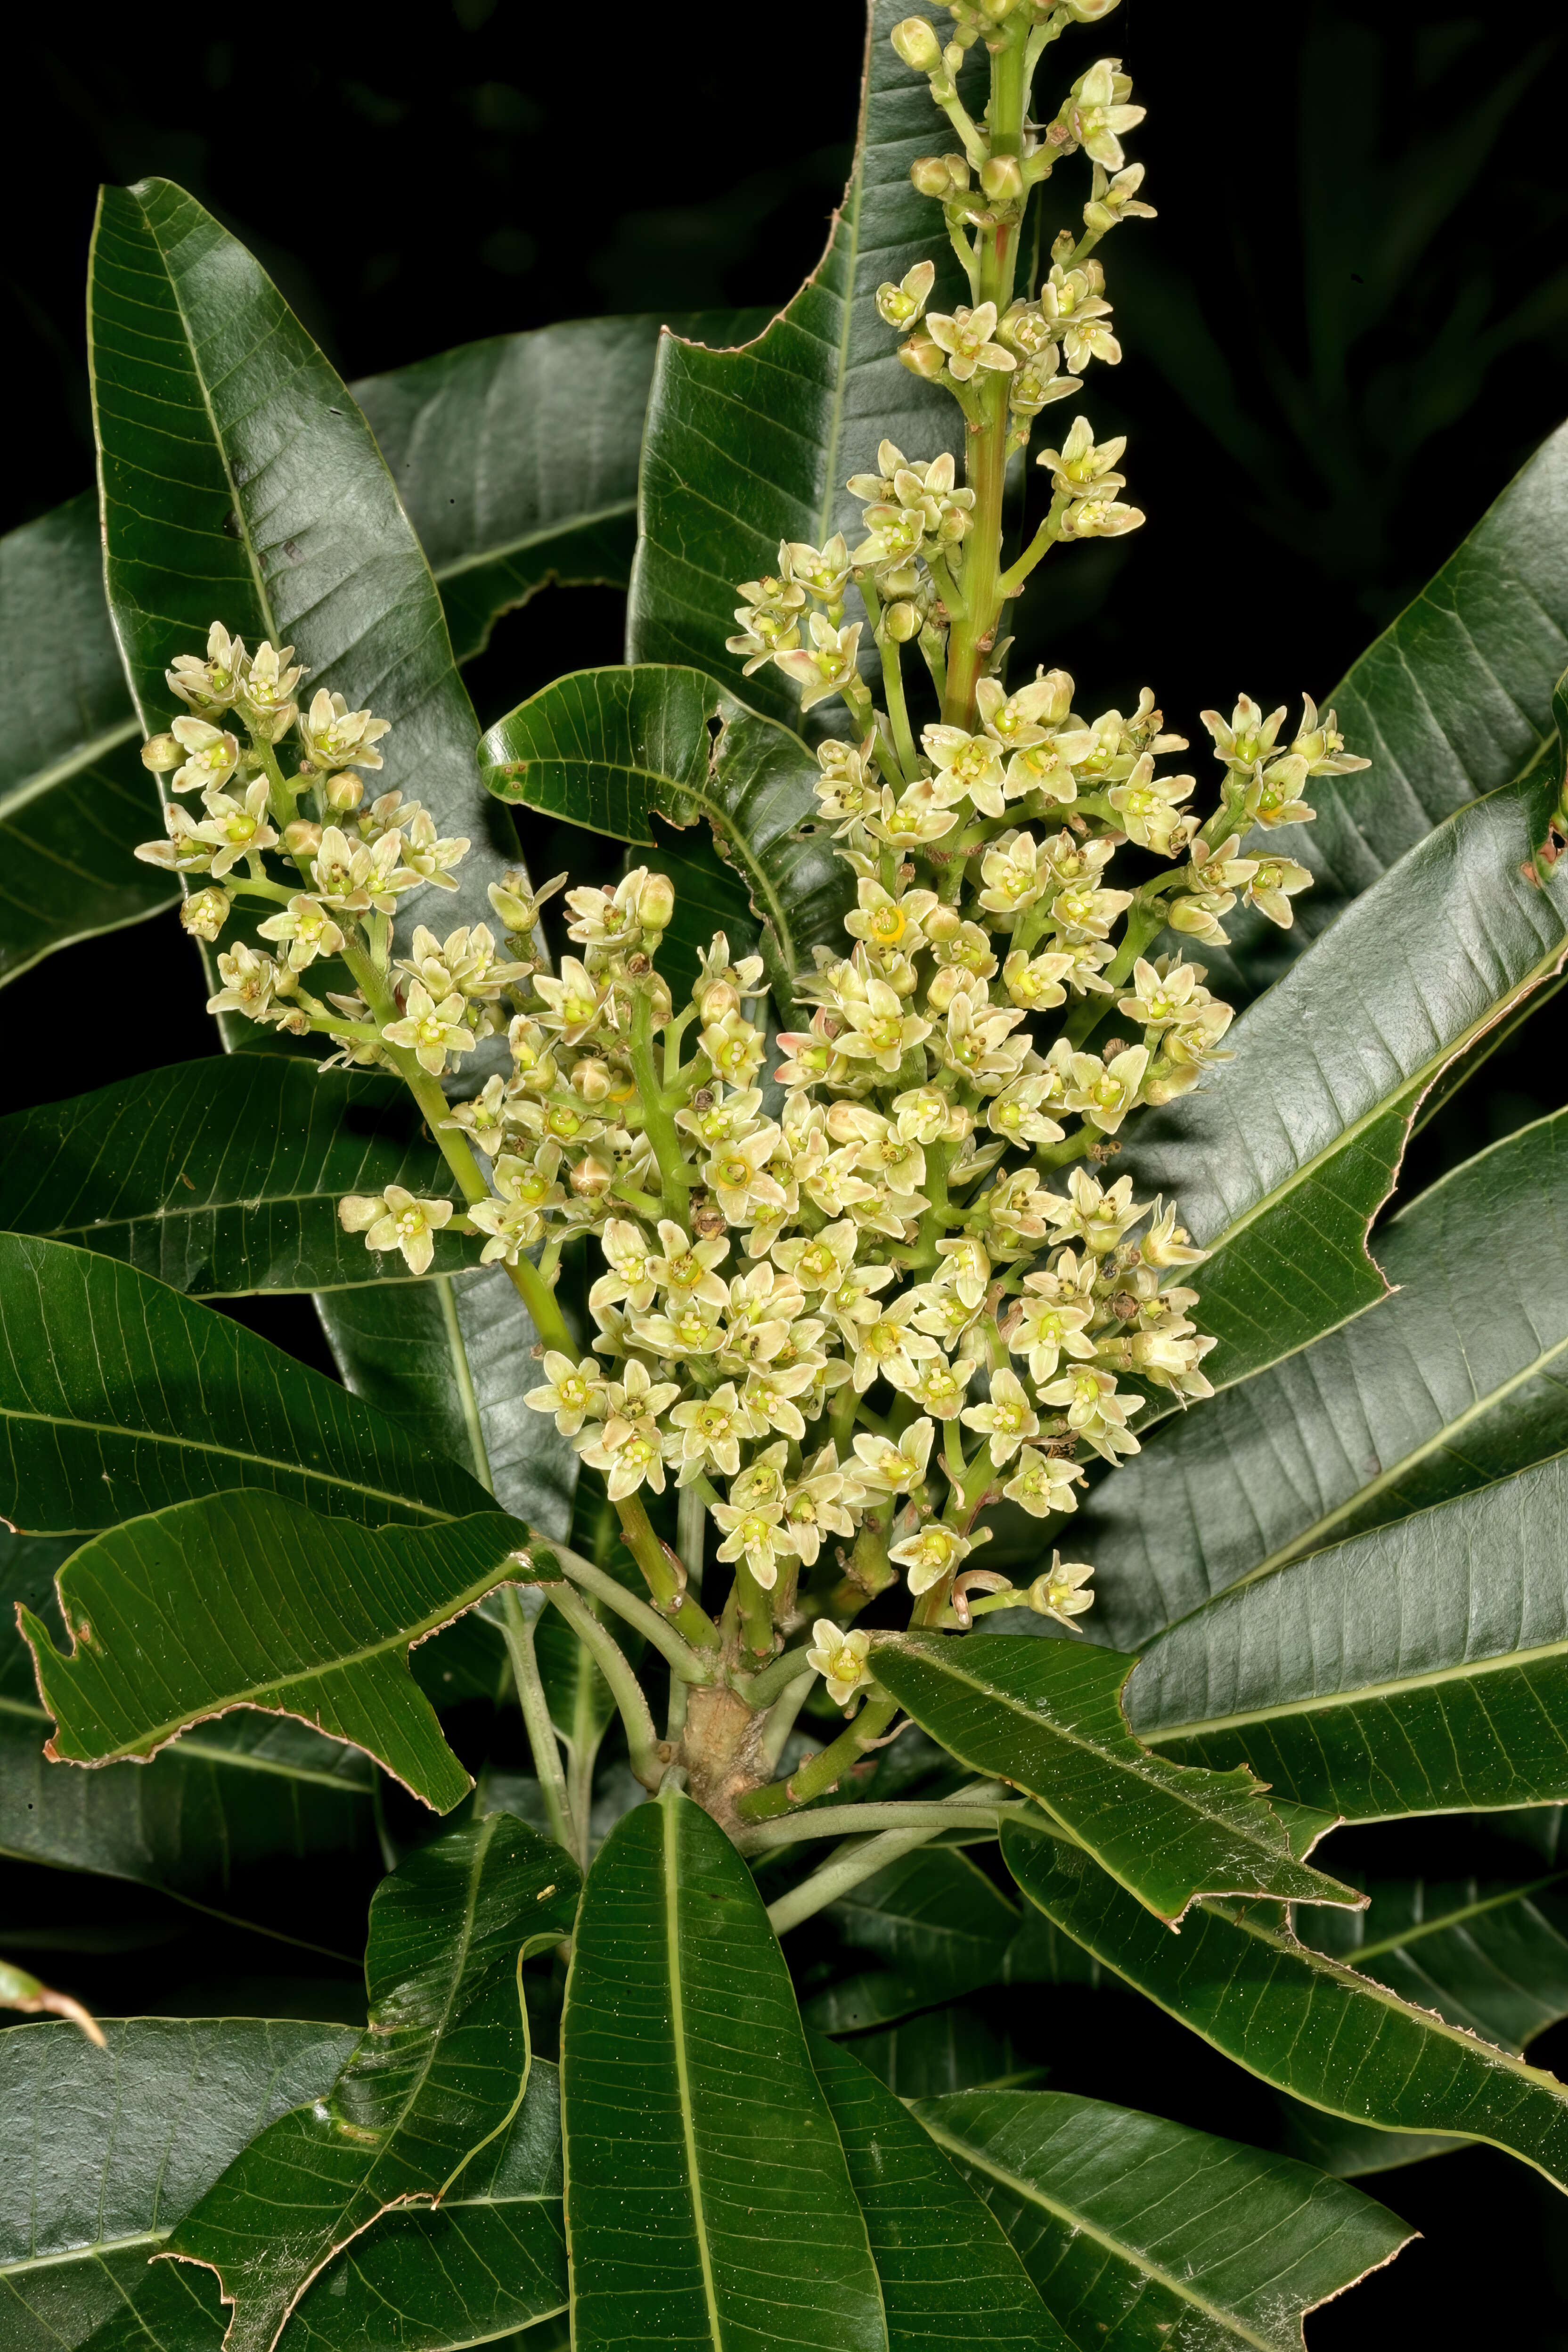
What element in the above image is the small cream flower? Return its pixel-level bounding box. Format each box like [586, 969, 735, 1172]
[807, 1620, 875, 1708]
[338, 1185, 454, 1278]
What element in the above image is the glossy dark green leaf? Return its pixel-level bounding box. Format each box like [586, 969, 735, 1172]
[1126, 1454, 1568, 1821]
[0, 493, 169, 987]
[1083, 1104, 1568, 1649]
[1288, 421, 1568, 941]
[561, 1782, 886, 2352]
[1301, 1871, 1568, 2056]
[20, 1492, 545, 1810]
[120, 1817, 580, 2352]
[1122, 763, 1568, 1389]
[1002, 1821, 1568, 2189]
[871, 1635, 1354, 1926]
[316, 1266, 577, 1535]
[917, 2086, 1413, 2352]
[626, 2, 978, 725]
[0, 2017, 357, 2352]
[0, 1535, 377, 1941]
[803, 1848, 1021, 2034]
[0, 1234, 489, 1536]
[0, 1059, 483, 1296]
[285, 2058, 567, 2351]
[353, 312, 766, 665]
[90, 178, 521, 964]
[808, 2034, 1068, 2351]
[830, 2001, 1041, 2100]
[480, 666, 849, 1012]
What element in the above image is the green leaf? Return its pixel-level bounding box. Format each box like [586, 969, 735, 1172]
[626, 2, 978, 725]
[561, 1782, 887, 2352]
[1125, 1455, 1568, 1822]
[123, 1817, 579, 2352]
[19, 1491, 547, 1811]
[1082, 1103, 1568, 1649]
[916, 2085, 1414, 2352]
[0, 1535, 377, 1941]
[808, 2034, 1070, 2351]
[480, 666, 850, 1012]
[1123, 763, 1568, 1390]
[316, 1267, 577, 1535]
[0, 1234, 489, 1536]
[1002, 1820, 1568, 2189]
[0, 2016, 357, 2352]
[353, 312, 767, 665]
[821, 2001, 1041, 2102]
[89, 178, 520, 964]
[1299, 1871, 1568, 2057]
[0, 1059, 483, 1296]
[1290, 422, 1568, 939]
[803, 1847, 1021, 2034]
[0, 493, 169, 988]
[870, 1635, 1356, 1926]
[285, 2058, 567, 2351]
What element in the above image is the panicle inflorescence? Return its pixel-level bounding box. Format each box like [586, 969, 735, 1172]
[128, 0, 1372, 1715]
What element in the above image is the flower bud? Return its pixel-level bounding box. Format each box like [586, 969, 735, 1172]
[884, 600, 921, 642]
[141, 733, 182, 773]
[700, 979, 740, 1023]
[910, 155, 954, 198]
[636, 871, 676, 931]
[890, 16, 942, 70]
[569, 1153, 614, 1199]
[980, 155, 1025, 203]
[180, 885, 232, 942]
[571, 1057, 613, 1103]
[898, 333, 947, 381]
[925, 964, 970, 1012]
[283, 819, 323, 856]
[325, 771, 364, 812]
[924, 902, 964, 943]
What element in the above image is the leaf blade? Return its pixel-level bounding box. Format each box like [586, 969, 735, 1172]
[0, 2017, 358, 2352]
[156, 1816, 579, 2352]
[1082, 1102, 1568, 1649]
[18, 1493, 547, 1808]
[915, 2085, 1413, 2352]
[808, 2035, 1069, 2351]
[0, 1060, 481, 1297]
[1123, 763, 1568, 1390]
[870, 1634, 1354, 1925]
[561, 1783, 887, 2352]
[1001, 1821, 1568, 2189]
[0, 1234, 490, 1536]
[1124, 1454, 1568, 1822]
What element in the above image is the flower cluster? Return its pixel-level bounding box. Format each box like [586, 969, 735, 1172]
[130, 3, 1372, 1731]
[135, 624, 478, 1046]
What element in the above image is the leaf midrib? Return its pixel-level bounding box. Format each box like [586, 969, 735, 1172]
[1331, 1871, 1568, 1964]
[0, 1404, 453, 1522]
[0, 719, 142, 824]
[914, 2119, 1281, 2352]
[664, 1804, 723, 2351]
[1137, 1626, 1568, 1747]
[71, 1560, 517, 1756]
[0, 2178, 562, 2280]
[1236, 1371, 1568, 1590]
[1192, 929, 1568, 1262]
[885, 1644, 1320, 1888]
[431, 501, 636, 585]
[0, 1691, 375, 1791]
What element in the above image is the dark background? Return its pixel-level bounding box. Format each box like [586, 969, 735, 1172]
[8, 0, 1568, 2341]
